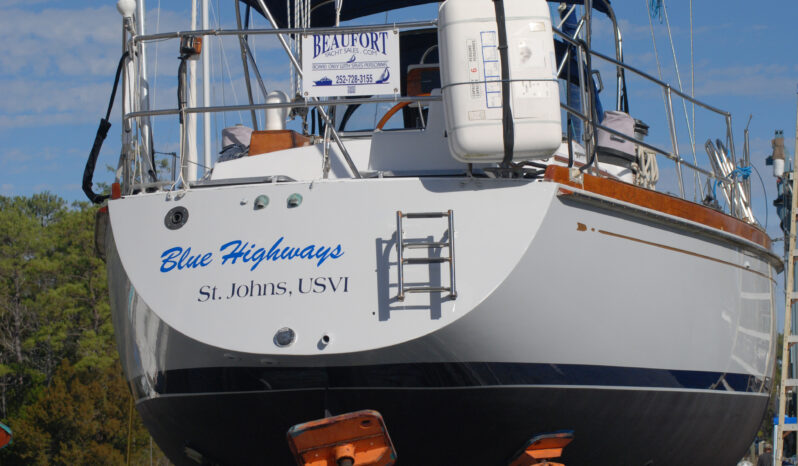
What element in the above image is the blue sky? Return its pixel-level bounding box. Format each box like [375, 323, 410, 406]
[0, 1, 796, 265]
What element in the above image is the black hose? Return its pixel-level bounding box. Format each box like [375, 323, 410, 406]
[317, 107, 325, 135]
[82, 52, 129, 204]
[177, 58, 188, 124]
[620, 67, 629, 113]
[244, 4, 251, 32]
[567, 118, 575, 168]
[579, 39, 599, 173]
[492, 0, 514, 168]
[338, 103, 362, 132]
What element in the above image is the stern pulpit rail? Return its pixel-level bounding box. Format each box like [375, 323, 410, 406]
[115, 4, 754, 224]
[553, 27, 751, 222]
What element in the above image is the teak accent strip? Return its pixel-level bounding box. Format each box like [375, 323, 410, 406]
[544, 165, 771, 250]
[249, 130, 311, 156]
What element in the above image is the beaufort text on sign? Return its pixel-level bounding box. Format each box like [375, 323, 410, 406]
[302, 30, 401, 98]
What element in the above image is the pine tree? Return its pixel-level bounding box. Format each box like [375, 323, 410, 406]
[0, 194, 169, 464]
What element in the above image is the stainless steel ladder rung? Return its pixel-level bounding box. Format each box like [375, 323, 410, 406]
[783, 378, 798, 387]
[396, 210, 457, 301]
[403, 257, 450, 264]
[404, 286, 451, 294]
[403, 212, 450, 219]
[403, 242, 449, 249]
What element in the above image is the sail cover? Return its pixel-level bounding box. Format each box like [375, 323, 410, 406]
[241, 0, 611, 28]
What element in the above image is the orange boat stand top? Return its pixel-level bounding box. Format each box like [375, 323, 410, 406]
[286, 409, 573, 466]
[287, 410, 397, 466]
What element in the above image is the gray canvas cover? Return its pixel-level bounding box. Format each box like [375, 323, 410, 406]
[597, 110, 636, 161]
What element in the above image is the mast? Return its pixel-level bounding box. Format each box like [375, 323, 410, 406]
[202, 0, 212, 173]
[185, 0, 199, 182]
[137, 0, 155, 181]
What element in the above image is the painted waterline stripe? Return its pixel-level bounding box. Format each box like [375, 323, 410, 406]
[143, 362, 768, 397]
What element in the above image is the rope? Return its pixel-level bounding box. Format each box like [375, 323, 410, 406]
[636, 148, 659, 190]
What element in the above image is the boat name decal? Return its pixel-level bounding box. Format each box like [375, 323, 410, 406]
[197, 277, 350, 302]
[159, 237, 344, 273]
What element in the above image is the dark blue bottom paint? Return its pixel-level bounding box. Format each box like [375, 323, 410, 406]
[135, 364, 769, 465]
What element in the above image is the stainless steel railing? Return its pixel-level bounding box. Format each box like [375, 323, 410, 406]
[118, 14, 752, 222]
[553, 27, 752, 222]
[119, 18, 439, 190]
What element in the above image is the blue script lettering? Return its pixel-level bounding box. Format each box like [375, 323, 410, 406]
[160, 247, 213, 273]
[220, 237, 344, 270]
[161, 237, 344, 273]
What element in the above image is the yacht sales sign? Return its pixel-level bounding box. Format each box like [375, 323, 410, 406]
[302, 30, 400, 97]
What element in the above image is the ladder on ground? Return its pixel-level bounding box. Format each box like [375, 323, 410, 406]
[396, 210, 457, 301]
[776, 135, 798, 463]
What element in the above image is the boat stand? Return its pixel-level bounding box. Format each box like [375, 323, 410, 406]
[287, 409, 573, 466]
[287, 410, 396, 466]
[507, 431, 574, 466]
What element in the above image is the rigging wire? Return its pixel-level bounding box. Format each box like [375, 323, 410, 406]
[289, 0, 298, 95]
[645, 1, 664, 83]
[152, 0, 161, 112]
[218, 0, 228, 127]
[372, 10, 390, 129]
[216, 12, 246, 123]
[644, 0, 676, 191]
[662, 0, 699, 201]
[750, 163, 769, 231]
[689, 0, 695, 168]
[212, 0, 226, 130]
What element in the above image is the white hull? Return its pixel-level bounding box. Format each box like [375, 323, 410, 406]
[105, 176, 777, 464]
[95, 1, 777, 463]
[108, 176, 775, 375]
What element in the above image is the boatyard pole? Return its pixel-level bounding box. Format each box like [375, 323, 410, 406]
[793, 90, 798, 425]
[776, 88, 798, 464]
[202, 0, 212, 173]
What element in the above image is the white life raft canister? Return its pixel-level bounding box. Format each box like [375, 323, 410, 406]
[438, 0, 561, 162]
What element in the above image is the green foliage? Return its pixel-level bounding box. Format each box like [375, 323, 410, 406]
[0, 193, 169, 464]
